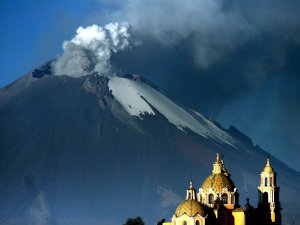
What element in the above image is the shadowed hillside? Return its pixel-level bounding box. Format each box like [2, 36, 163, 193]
[0, 62, 299, 225]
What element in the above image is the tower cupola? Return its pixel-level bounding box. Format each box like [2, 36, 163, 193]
[212, 153, 222, 174]
[258, 155, 281, 224]
[186, 180, 197, 200]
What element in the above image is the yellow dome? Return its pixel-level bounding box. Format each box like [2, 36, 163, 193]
[175, 199, 206, 217]
[263, 159, 274, 173]
[201, 173, 235, 192]
[263, 165, 274, 172]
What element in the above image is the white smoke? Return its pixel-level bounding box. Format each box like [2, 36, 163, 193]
[52, 22, 133, 77]
[107, 0, 255, 69]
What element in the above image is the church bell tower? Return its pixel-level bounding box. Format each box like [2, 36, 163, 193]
[258, 155, 281, 225]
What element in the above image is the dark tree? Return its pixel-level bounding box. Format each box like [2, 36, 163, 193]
[157, 219, 166, 225]
[123, 216, 145, 225]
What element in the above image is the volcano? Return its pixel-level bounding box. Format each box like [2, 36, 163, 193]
[0, 62, 299, 225]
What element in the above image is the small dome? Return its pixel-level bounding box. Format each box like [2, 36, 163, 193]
[263, 165, 274, 173]
[201, 173, 235, 192]
[263, 159, 274, 173]
[175, 199, 206, 217]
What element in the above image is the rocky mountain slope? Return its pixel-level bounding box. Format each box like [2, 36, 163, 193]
[0, 62, 299, 225]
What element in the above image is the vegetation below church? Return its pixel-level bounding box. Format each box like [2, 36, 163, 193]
[123, 217, 145, 225]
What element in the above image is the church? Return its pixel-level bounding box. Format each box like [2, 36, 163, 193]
[162, 153, 281, 225]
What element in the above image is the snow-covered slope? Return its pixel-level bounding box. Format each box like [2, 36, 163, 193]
[108, 76, 236, 147]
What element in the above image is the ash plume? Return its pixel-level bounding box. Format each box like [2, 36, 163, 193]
[52, 22, 133, 77]
[100, 0, 300, 170]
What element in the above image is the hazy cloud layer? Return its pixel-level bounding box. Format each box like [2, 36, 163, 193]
[52, 23, 133, 77]
[96, 0, 300, 170]
[106, 0, 299, 69]
[157, 186, 182, 208]
[110, 0, 255, 69]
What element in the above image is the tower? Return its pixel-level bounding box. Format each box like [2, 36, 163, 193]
[186, 180, 197, 200]
[257, 156, 281, 225]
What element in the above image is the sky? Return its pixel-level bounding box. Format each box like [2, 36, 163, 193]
[0, 0, 300, 171]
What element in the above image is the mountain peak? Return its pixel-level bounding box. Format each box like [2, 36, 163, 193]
[1, 61, 300, 225]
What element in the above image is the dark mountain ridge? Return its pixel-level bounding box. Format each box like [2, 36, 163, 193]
[0, 62, 299, 225]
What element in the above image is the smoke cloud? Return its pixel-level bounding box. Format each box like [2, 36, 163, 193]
[104, 0, 300, 72]
[94, 0, 300, 170]
[109, 0, 255, 69]
[52, 22, 133, 77]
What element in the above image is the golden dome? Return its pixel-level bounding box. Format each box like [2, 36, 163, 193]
[201, 173, 235, 192]
[175, 199, 206, 217]
[263, 158, 274, 173]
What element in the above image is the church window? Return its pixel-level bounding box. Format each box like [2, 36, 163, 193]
[196, 220, 200, 225]
[222, 194, 228, 204]
[265, 177, 268, 186]
[209, 194, 214, 204]
[270, 177, 273, 186]
[182, 221, 187, 225]
[262, 192, 268, 206]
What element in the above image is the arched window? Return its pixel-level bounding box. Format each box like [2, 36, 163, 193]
[265, 177, 268, 186]
[182, 220, 187, 225]
[270, 177, 273, 186]
[209, 194, 214, 204]
[262, 192, 268, 207]
[222, 194, 228, 204]
[196, 220, 200, 225]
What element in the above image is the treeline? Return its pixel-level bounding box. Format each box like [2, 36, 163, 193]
[123, 217, 165, 225]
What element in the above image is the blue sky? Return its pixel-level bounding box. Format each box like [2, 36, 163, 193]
[0, 0, 111, 87]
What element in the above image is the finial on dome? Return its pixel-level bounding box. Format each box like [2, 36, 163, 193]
[266, 152, 271, 166]
[189, 172, 193, 189]
[189, 180, 193, 189]
[266, 158, 270, 166]
[263, 152, 274, 173]
[212, 153, 223, 174]
[216, 153, 221, 163]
